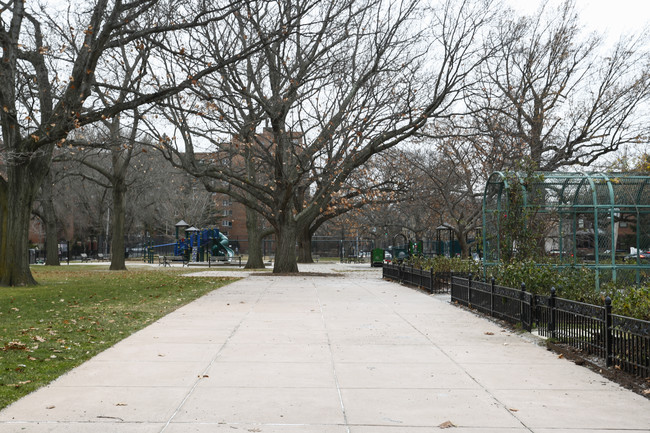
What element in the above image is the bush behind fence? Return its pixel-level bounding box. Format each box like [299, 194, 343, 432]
[383, 263, 650, 380]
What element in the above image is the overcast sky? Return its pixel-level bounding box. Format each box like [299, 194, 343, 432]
[505, 0, 649, 39]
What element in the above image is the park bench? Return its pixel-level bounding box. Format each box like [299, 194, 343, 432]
[313, 255, 320, 262]
[159, 255, 186, 267]
[97, 253, 107, 261]
[80, 253, 90, 262]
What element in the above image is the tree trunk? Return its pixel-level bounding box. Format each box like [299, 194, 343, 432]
[44, 216, 60, 266]
[244, 205, 265, 269]
[0, 179, 8, 274]
[0, 165, 42, 285]
[42, 172, 60, 266]
[297, 226, 314, 263]
[109, 180, 127, 271]
[273, 216, 299, 273]
[457, 229, 470, 259]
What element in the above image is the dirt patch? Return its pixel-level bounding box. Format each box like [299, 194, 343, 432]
[249, 272, 344, 277]
[546, 341, 650, 400]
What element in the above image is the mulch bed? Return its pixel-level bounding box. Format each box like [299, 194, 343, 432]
[249, 272, 344, 277]
[545, 340, 650, 400]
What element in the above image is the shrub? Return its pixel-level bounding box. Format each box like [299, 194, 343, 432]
[404, 256, 482, 275]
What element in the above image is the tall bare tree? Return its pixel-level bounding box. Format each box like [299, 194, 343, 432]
[152, 0, 496, 273]
[0, 0, 290, 285]
[473, 0, 650, 170]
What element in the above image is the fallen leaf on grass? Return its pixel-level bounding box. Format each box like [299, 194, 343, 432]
[439, 420, 456, 428]
[4, 341, 27, 351]
[33, 336, 46, 343]
[6, 381, 31, 388]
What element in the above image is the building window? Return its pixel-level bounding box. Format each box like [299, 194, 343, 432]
[222, 220, 232, 227]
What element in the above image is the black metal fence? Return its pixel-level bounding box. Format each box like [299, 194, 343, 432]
[383, 265, 650, 380]
[382, 263, 467, 294]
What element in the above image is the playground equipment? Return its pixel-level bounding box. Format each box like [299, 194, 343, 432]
[146, 228, 235, 264]
[483, 171, 650, 289]
[176, 228, 234, 261]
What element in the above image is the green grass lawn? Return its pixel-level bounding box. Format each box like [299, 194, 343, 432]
[0, 266, 237, 410]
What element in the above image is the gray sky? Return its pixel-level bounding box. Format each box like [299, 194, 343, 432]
[505, 0, 649, 39]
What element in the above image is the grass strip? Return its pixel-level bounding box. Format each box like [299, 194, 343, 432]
[0, 266, 238, 410]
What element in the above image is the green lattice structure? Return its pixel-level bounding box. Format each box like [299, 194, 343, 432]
[483, 172, 650, 289]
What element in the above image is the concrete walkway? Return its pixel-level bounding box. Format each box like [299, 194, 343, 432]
[1, 264, 649, 432]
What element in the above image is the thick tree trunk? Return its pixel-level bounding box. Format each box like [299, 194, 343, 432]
[109, 181, 127, 271]
[244, 205, 265, 269]
[42, 172, 60, 266]
[273, 216, 299, 273]
[457, 230, 470, 259]
[0, 165, 42, 285]
[297, 226, 314, 263]
[0, 179, 8, 275]
[44, 217, 60, 266]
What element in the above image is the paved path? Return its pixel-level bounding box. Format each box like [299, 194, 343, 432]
[1, 264, 649, 432]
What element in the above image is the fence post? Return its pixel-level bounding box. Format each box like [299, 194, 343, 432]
[549, 287, 556, 340]
[468, 273, 473, 307]
[520, 283, 526, 328]
[604, 296, 613, 367]
[490, 276, 495, 316]
[430, 267, 434, 293]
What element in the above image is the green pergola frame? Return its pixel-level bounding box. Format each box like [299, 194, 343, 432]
[482, 172, 650, 289]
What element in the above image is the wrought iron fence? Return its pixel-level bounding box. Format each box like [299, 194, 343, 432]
[383, 264, 650, 380]
[382, 264, 463, 294]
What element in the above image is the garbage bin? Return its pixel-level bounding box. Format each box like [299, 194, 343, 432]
[29, 249, 36, 264]
[371, 248, 384, 267]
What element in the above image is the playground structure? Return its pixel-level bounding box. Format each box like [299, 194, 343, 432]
[483, 171, 650, 289]
[145, 227, 236, 265]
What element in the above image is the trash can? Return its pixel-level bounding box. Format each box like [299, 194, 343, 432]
[371, 248, 384, 267]
[29, 249, 36, 264]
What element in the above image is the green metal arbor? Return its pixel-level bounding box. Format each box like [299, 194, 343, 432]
[483, 172, 650, 289]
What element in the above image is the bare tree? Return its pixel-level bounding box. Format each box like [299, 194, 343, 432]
[295, 151, 410, 262]
[0, 0, 291, 285]
[473, 0, 650, 170]
[32, 169, 61, 265]
[152, 0, 496, 273]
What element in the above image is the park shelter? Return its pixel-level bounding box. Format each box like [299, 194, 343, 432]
[482, 172, 650, 289]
